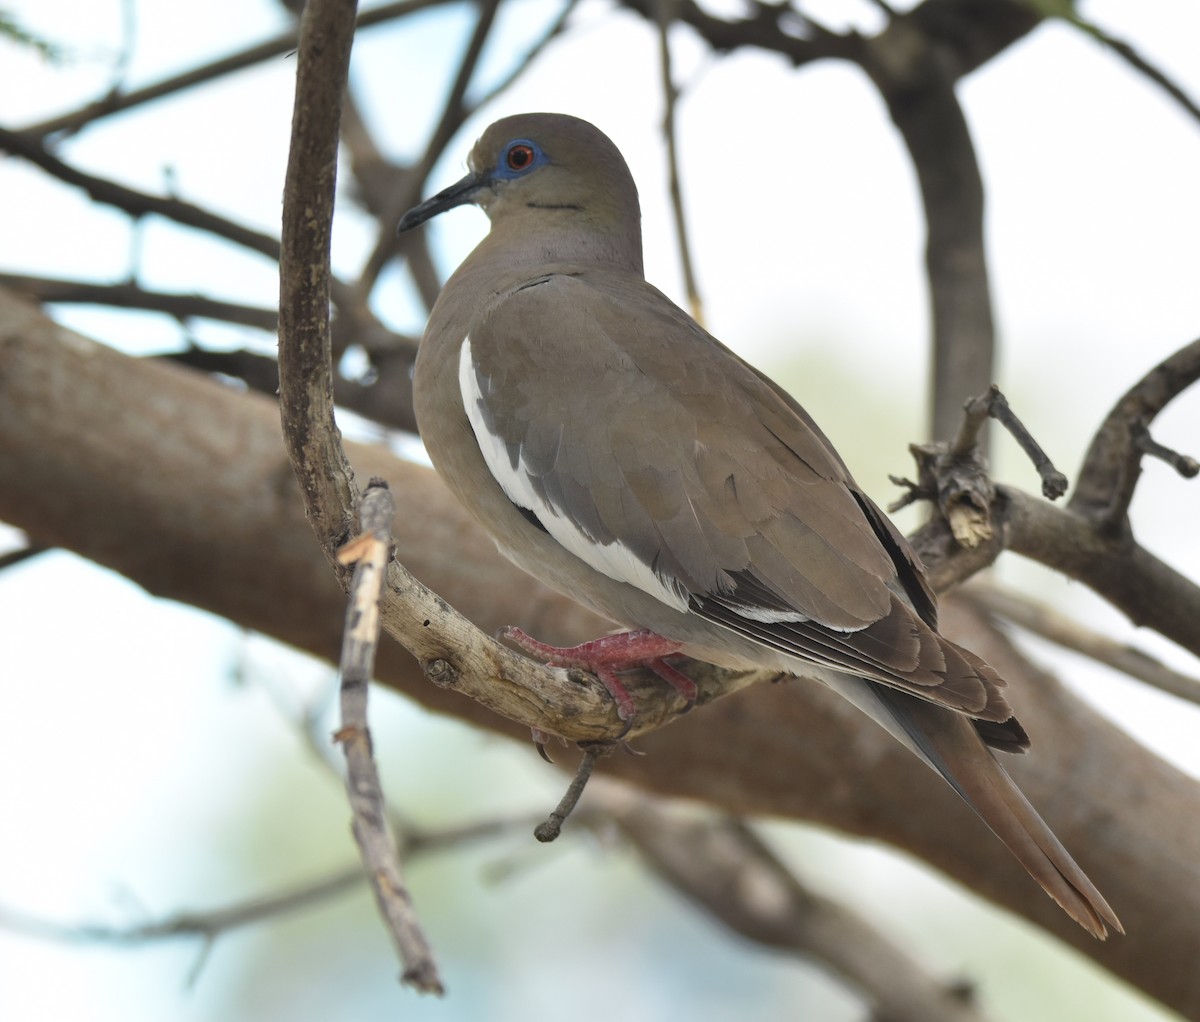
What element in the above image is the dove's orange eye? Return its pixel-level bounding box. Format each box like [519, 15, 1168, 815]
[506, 144, 536, 171]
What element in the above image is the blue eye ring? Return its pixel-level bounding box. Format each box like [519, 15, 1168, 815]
[496, 139, 546, 179]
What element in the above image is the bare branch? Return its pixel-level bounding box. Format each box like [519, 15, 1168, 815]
[0, 869, 365, 946]
[0, 814, 543, 953]
[1070, 337, 1200, 533]
[278, 0, 447, 994]
[0, 131, 391, 347]
[277, 0, 361, 558]
[0, 126, 281, 260]
[469, 0, 579, 109]
[335, 480, 442, 993]
[893, 374, 1200, 662]
[6, 300, 1200, 1014]
[22, 0, 463, 138]
[1061, 13, 1200, 127]
[0, 544, 46, 572]
[618, 0, 862, 64]
[593, 780, 996, 1022]
[861, 20, 992, 450]
[534, 745, 607, 842]
[0, 273, 279, 332]
[910, 484, 1200, 664]
[358, 0, 503, 296]
[964, 582, 1200, 708]
[377, 542, 757, 742]
[656, 0, 705, 324]
[953, 386, 1068, 499]
[892, 385, 1067, 547]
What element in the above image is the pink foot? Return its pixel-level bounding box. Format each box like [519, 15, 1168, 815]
[499, 627, 698, 723]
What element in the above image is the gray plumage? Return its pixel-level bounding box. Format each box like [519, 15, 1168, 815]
[400, 112, 1120, 938]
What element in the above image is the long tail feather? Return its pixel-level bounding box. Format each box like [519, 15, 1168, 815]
[872, 685, 1122, 938]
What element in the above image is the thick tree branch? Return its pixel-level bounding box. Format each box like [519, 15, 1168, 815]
[4, 298, 1199, 1015]
[910, 482, 1200, 665]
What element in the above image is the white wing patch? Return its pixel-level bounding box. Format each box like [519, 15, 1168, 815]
[459, 337, 689, 613]
[723, 605, 809, 624]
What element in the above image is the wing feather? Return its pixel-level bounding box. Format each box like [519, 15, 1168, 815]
[463, 272, 1016, 730]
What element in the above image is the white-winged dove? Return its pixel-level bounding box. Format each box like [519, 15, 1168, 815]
[398, 113, 1121, 938]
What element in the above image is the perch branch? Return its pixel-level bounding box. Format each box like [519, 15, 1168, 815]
[275, 0, 759, 747]
[278, 0, 443, 995]
[7, 298, 1200, 1012]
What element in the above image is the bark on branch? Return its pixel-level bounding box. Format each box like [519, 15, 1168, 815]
[3, 296, 1199, 1015]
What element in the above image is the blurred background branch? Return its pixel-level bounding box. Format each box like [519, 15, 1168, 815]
[2, 1, 1199, 1020]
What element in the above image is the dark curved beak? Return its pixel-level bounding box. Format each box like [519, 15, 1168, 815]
[397, 170, 490, 233]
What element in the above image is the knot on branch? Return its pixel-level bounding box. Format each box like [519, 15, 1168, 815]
[890, 385, 1067, 550]
[422, 657, 459, 688]
[892, 439, 996, 548]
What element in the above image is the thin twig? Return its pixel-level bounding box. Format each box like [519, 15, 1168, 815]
[358, 0, 503, 295]
[534, 745, 606, 842]
[0, 274, 279, 332]
[889, 386, 1067, 546]
[470, 0, 579, 110]
[1131, 420, 1199, 479]
[955, 386, 1068, 499]
[0, 127, 282, 260]
[1064, 15, 1200, 127]
[335, 479, 442, 993]
[23, 0, 463, 138]
[0, 814, 545, 952]
[656, 0, 705, 325]
[964, 582, 1200, 709]
[0, 869, 366, 946]
[0, 133, 383, 336]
